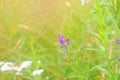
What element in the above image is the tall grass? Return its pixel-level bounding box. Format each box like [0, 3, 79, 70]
[0, 0, 120, 80]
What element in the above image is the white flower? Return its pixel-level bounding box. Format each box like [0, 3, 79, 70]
[0, 62, 15, 72]
[20, 61, 32, 69]
[13, 61, 32, 72]
[32, 69, 44, 76]
[0, 61, 32, 73]
[12, 66, 22, 72]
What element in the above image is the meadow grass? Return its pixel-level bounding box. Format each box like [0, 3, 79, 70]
[0, 0, 120, 80]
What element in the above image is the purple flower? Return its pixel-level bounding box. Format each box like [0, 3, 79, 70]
[65, 38, 70, 44]
[58, 34, 71, 60]
[58, 34, 64, 48]
[115, 38, 120, 44]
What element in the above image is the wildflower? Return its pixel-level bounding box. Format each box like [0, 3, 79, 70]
[58, 34, 70, 60]
[58, 34, 70, 48]
[12, 66, 21, 72]
[65, 38, 70, 44]
[0, 62, 15, 72]
[18, 61, 32, 71]
[13, 61, 32, 72]
[32, 69, 44, 76]
[14, 61, 32, 75]
[0, 60, 32, 75]
[20, 61, 32, 69]
[58, 34, 64, 48]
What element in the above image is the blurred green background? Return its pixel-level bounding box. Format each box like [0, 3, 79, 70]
[0, 0, 92, 60]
